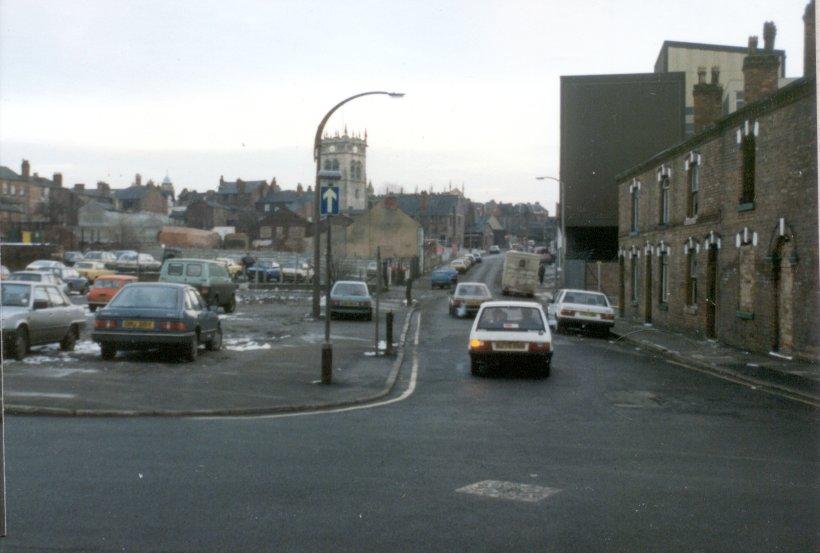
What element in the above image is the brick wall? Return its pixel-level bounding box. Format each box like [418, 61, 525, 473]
[618, 78, 817, 360]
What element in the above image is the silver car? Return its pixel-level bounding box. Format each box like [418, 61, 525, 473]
[10, 270, 70, 295]
[1, 281, 87, 360]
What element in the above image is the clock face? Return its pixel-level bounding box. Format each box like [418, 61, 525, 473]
[328, 145, 336, 153]
[352, 146, 358, 153]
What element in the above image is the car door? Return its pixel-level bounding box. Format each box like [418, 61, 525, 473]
[188, 289, 216, 338]
[28, 286, 54, 344]
[45, 286, 71, 340]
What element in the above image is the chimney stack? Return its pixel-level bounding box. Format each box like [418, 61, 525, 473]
[805, 1, 816, 77]
[97, 181, 110, 193]
[743, 24, 780, 104]
[384, 195, 398, 210]
[135, 173, 142, 186]
[21, 159, 30, 179]
[52, 173, 63, 187]
[237, 179, 245, 195]
[74, 183, 85, 192]
[693, 65, 724, 133]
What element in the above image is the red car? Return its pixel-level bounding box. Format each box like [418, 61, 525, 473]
[87, 275, 138, 312]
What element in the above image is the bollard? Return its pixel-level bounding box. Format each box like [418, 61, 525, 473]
[321, 342, 333, 384]
[385, 311, 394, 356]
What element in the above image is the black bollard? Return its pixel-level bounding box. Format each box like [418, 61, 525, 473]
[385, 311, 394, 356]
[321, 342, 332, 384]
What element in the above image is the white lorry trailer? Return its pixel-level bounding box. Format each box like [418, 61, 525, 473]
[501, 251, 541, 297]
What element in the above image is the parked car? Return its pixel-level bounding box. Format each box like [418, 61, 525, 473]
[215, 257, 244, 280]
[87, 275, 138, 311]
[75, 261, 116, 282]
[1, 281, 86, 361]
[550, 289, 615, 337]
[471, 251, 483, 263]
[468, 301, 552, 377]
[54, 267, 90, 295]
[281, 262, 313, 282]
[116, 253, 162, 272]
[329, 280, 373, 320]
[9, 271, 70, 295]
[92, 282, 222, 362]
[26, 259, 67, 273]
[449, 282, 492, 317]
[246, 258, 282, 283]
[63, 251, 85, 266]
[489, 245, 501, 254]
[159, 258, 237, 313]
[431, 266, 459, 289]
[114, 250, 138, 260]
[0, 265, 9, 280]
[450, 258, 469, 274]
[84, 251, 118, 267]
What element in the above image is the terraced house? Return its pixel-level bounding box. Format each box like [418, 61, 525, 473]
[617, 8, 818, 360]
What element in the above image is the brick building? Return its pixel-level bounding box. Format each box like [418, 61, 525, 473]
[112, 174, 169, 214]
[392, 191, 470, 248]
[617, 12, 817, 360]
[216, 176, 270, 207]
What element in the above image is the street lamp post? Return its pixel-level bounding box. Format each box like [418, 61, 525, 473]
[535, 175, 566, 274]
[312, 91, 405, 318]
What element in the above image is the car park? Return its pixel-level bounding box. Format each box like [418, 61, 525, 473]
[26, 259, 66, 273]
[551, 289, 615, 337]
[55, 267, 90, 295]
[329, 280, 373, 320]
[449, 282, 492, 317]
[87, 275, 139, 311]
[92, 282, 222, 362]
[215, 257, 244, 280]
[450, 258, 469, 274]
[281, 262, 313, 282]
[489, 245, 501, 254]
[75, 261, 116, 282]
[246, 258, 282, 283]
[159, 258, 237, 313]
[84, 251, 118, 267]
[9, 271, 70, 295]
[63, 251, 85, 266]
[431, 266, 459, 289]
[468, 301, 552, 377]
[1, 281, 86, 361]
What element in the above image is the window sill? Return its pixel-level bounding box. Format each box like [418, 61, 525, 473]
[657, 223, 668, 230]
[736, 310, 755, 320]
[683, 216, 698, 226]
[738, 202, 755, 212]
[659, 302, 669, 311]
[683, 304, 698, 315]
[629, 231, 639, 237]
[631, 300, 639, 307]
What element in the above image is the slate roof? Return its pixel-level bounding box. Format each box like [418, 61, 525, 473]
[392, 194, 460, 217]
[113, 185, 149, 200]
[218, 180, 267, 195]
[0, 167, 24, 181]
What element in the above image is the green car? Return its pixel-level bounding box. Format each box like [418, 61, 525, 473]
[159, 259, 237, 313]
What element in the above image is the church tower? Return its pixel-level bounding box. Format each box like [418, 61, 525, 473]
[318, 127, 367, 212]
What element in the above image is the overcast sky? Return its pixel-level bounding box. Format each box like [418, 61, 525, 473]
[0, 0, 811, 212]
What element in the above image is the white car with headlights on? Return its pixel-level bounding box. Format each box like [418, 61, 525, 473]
[468, 301, 552, 377]
[551, 289, 615, 337]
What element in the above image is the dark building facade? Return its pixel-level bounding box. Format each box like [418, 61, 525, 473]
[560, 72, 687, 261]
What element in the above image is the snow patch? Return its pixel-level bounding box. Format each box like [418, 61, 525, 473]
[224, 339, 272, 351]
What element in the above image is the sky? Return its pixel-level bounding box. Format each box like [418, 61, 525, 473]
[0, 0, 811, 213]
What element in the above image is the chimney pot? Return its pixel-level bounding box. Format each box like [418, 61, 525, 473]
[135, 173, 142, 186]
[697, 67, 707, 84]
[763, 21, 777, 50]
[710, 66, 720, 84]
[21, 159, 30, 179]
[53, 173, 63, 187]
[743, 26, 781, 104]
[748, 35, 758, 53]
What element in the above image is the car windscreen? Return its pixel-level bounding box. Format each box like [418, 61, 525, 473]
[456, 284, 489, 297]
[84, 252, 102, 259]
[477, 306, 545, 332]
[77, 262, 94, 269]
[1, 283, 31, 307]
[62, 269, 80, 278]
[562, 292, 608, 306]
[333, 283, 368, 296]
[108, 286, 179, 309]
[10, 273, 40, 282]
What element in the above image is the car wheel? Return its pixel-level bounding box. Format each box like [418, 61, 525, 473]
[100, 342, 117, 360]
[598, 327, 611, 339]
[556, 321, 566, 334]
[539, 362, 551, 378]
[470, 358, 482, 376]
[89, 305, 97, 312]
[12, 328, 28, 361]
[59, 325, 78, 351]
[206, 325, 223, 352]
[225, 295, 237, 314]
[184, 334, 199, 362]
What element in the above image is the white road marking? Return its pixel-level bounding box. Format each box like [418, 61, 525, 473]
[7, 392, 76, 399]
[456, 480, 561, 503]
[200, 311, 423, 420]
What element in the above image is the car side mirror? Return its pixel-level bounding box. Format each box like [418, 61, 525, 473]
[33, 300, 49, 310]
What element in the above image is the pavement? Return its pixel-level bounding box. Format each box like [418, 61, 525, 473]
[2, 286, 412, 416]
[611, 318, 820, 405]
[1, 253, 816, 552]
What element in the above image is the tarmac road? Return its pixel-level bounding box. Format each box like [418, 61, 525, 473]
[2, 254, 817, 552]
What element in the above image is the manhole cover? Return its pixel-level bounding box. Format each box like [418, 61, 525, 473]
[456, 480, 561, 503]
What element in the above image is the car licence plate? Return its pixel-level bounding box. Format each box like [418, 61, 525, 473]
[580, 312, 597, 318]
[493, 341, 527, 351]
[123, 320, 155, 330]
[342, 301, 359, 307]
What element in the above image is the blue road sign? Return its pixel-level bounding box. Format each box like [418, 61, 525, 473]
[320, 185, 340, 215]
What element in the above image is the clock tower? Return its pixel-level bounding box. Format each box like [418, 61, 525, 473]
[318, 127, 368, 212]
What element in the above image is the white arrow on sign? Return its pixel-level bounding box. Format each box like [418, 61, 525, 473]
[323, 187, 337, 206]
